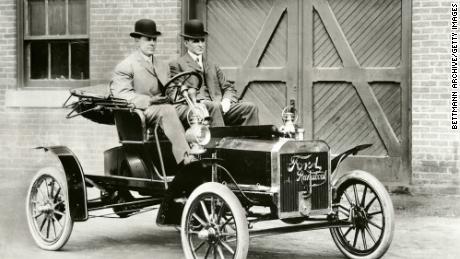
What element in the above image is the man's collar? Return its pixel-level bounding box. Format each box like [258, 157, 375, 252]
[139, 51, 153, 63]
[187, 51, 202, 62]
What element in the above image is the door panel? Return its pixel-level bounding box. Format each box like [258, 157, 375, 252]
[206, 0, 299, 124]
[207, 0, 276, 66]
[303, 0, 410, 183]
[329, 0, 402, 67]
[244, 82, 287, 124]
[371, 82, 402, 141]
[313, 11, 342, 67]
[313, 82, 388, 156]
[191, 0, 410, 183]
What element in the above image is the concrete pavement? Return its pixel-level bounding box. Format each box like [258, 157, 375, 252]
[1, 174, 460, 258]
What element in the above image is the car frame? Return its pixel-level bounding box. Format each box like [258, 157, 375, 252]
[26, 71, 394, 259]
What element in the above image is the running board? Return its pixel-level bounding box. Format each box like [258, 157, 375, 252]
[249, 221, 351, 238]
[85, 174, 168, 193]
[88, 197, 162, 211]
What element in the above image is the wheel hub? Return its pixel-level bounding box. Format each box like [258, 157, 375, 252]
[37, 202, 55, 214]
[352, 205, 368, 229]
[198, 226, 219, 242]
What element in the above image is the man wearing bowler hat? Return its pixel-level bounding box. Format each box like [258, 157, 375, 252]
[168, 19, 259, 127]
[110, 18, 194, 165]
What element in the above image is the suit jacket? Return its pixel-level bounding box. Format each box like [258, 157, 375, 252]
[168, 53, 237, 103]
[110, 51, 169, 109]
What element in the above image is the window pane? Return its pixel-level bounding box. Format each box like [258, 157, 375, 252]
[69, 0, 87, 34]
[30, 41, 49, 79]
[71, 41, 89, 79]
[51, 42, 69, 79]
[49, 0, 66, 35]
[29, 0, 46, 35]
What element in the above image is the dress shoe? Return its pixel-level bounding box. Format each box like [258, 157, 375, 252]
[183, 152, 198, 165]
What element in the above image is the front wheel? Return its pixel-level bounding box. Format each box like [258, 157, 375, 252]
[181, 182, 249, 259]
[26, 167, 73, 250]
[330, 170, 394, 259]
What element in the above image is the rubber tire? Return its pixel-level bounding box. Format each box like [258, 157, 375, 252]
[113, 190, 136, 218]
[181, 182, 249, 259]
[26, 167, 74, 250]
[330, 170, 394, 259]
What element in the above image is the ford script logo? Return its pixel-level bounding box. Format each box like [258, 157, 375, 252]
[287, 154, 327, 187]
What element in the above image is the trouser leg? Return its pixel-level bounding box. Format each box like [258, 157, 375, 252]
[175, 101, 225, 127]
[200, 100, 225, 127]
[174, 103, 190, 128]
[224, 101, 259, 126]
[144, 104, 190, 164]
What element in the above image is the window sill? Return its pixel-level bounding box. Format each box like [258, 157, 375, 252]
[25, 79, 90, 88]
[5, 89, 75, 108]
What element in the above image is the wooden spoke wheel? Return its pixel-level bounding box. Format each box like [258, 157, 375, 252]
[181, 182, 249, 259]
[330, 171, 394, 258]
[26, 167, 73, 250]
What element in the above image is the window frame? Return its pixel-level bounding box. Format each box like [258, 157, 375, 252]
[17, 0, 90, 88]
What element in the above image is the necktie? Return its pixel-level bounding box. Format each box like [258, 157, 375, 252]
[196, 58, 203, 70]
[150, 56, 157, 76]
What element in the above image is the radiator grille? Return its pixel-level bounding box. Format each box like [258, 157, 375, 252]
[280, 152, 329, 213]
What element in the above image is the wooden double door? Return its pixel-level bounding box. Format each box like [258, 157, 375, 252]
[183, 0, 411, 184]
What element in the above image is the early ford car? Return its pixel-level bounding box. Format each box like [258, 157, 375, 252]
[26, 71, 394, 259]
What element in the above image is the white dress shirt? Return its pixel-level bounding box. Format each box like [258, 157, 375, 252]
[188, 51, 203, 70]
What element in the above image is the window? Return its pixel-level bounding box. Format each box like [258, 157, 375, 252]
[18, 0, 89, 87]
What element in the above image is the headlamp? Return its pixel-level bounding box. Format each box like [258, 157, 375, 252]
[186, 124, 211, 145]
[185, 108, 211, 154]
[279, 106, 304, 140]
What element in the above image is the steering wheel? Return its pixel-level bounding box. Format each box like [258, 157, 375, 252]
[163, 71, 203, 104]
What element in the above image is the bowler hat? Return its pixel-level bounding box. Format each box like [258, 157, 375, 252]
[130, 19, 162, 38]
[180, 19, 208, 39]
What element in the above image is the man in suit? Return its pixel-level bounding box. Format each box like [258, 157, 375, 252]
[168, 19, 259, 127]
[110, 19, 193, 165]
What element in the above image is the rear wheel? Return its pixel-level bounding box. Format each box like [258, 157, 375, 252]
[100, 189, 137, 218]
[26, 167, 73, 250]
[330, 170, 394, 258]
[181, 182, 249, 259]
[112, 190, 136, 218]
[110, 164, 138, 218]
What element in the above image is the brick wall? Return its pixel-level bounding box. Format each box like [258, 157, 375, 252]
[412, 0, 460, 194]
[0, 0, 182, 180]
[0, 0, 15, 87]
[90, 0, 182, 83]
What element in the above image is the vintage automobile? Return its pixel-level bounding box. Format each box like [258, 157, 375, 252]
[26, 71, 394, 259]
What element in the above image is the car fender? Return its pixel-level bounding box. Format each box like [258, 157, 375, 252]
[156, 159, 221, 225]
[330, 144, 372, 174]
[331, 169, 377, 202]
[331, 169, 357, 188]
[36, 146, 88, 221]
[167, 160, 216, 198]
